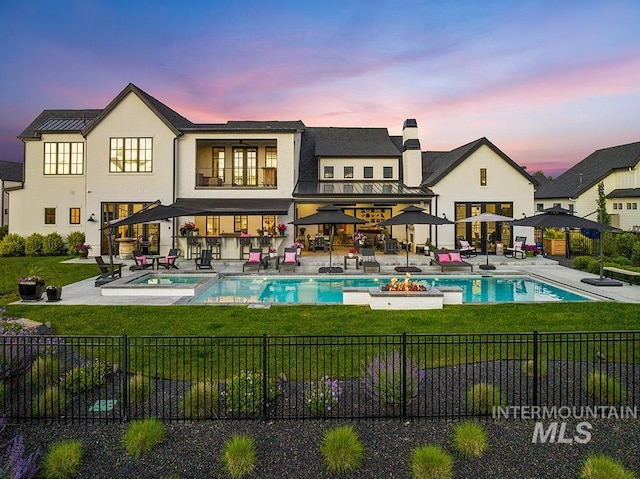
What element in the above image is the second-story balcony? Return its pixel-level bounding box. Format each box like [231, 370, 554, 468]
[196, 166, 278, 188]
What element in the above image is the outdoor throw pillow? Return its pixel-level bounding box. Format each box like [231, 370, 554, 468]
[284, 252, 297, 263]
[135, 255, 148, 264]
[248, 252, 261, 262]
[437, 253, 451, 262]
[449, 251, 462, 262]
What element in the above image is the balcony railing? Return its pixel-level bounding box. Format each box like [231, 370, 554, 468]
[196, 167, 277, 188]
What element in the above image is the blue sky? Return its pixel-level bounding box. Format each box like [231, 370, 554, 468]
[1, 0, 639, 177]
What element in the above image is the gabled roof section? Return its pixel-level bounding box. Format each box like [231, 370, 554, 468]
[607, 188, 640, 199]
[536, 141, 640, 199]
[82, 83, 194, 136]
[18, 110, 102, 139]
[421, 137, 537, 187]
[306, 127, 401, 157]
[0, 160, 23, 182]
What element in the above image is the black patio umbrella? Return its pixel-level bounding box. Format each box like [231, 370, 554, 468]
[105, 204, 205, 228]
[292, 204, 365, 273]
[378, 205, 453, 273]
[511, 206, 621, 286]
[457, 212, 514, 270]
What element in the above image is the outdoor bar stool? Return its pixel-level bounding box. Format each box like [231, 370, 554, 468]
[205, 236, 221, 259]
[186, 235, 202, 259]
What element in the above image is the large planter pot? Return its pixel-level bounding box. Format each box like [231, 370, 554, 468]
[78, 249, 89, 259]
[18, 282, 45, 301]
[46, 287, 62, 302]
[544, 238, 567, 256]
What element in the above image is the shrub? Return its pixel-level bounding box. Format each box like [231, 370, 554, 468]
[321, 425, 364, 474]
[570, 235, 592, 256]
[41, 439, 83, 479]
[580, 454, 634, 479]
[129, 373, 154, 405]
[410, 444, 453, 479]
[614, 233, 638, 259]
[585, 372, 627, 404]
[363, 350, 425, 407]
[632, 242, 640, 266]
[613, 256, 633, 267]
[544, 228, 565, 239]
[42, 232, 66, 256]
[0, 417, 39, 479]
[466, 383, 505, 414]
[33, 385, 67, 417]
[521, 358, 547, 378]
[180, 382, 219, 418]
[586, 258, 602, 275]
[63, 359, 111, 393]
[572, 256, 593, 271]
[65, 231, 85, 255]
[602, 231, 617, 257]
[306, 376, 342, 416]
[223, 371, 276, 415]
[222, 435, 257, 479]
[0, 224, 7, 240]
[0, 233, 26, 256]
[122, 419, 166, 457]
[29, 355, 65, 387]
[452, 421, 488, 458]
[24, 233, 45, 256]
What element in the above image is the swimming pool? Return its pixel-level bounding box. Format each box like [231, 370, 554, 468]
[192, 275, 592, 304]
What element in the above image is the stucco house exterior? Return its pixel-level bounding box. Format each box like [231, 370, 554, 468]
[10, 83, 537, 257]
[535, 141, 640, 231]
[0, 160, 23, 228]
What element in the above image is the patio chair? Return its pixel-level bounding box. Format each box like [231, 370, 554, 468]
[205, 237, 221, 259]
[186, 235, 202, 259]
[383, 238, 399, 254]
[456, 238, 478, 258]
[157, 248, 180, 270]
[313, 236, 327, 251]
[133, 252, 154, 270]
[194, 249, 213, 270]
[243, 248, 264, 272]
[94, 256, 123, 281]
[279, 247, 298, 273]
[505, 236, 526, 259]
[360, 248, 381, 273]
[433, 249, 473, 272]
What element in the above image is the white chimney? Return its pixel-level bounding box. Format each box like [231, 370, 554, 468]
[402, 119, 422, 187]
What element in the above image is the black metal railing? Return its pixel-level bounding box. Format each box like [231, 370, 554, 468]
[1, 331, 638, 423]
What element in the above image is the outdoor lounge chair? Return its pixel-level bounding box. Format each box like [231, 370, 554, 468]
[383, 239, 399, 254]
[278, 247, 298, 272]
[194, 249, 213, 270]
[457, 238, 478, 258]
[360, 248, 381, 273]
[433, 249, 473, 272]
[157, 248, 180, 270]
[243, 248, 264, 272]
[95, 256, 123, 278]
[505, 236, 526, 259]
[133, 253, 155, 270]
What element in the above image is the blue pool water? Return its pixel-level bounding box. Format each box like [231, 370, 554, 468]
[129, 274, 205, 285]
[192, 276, 592, 304]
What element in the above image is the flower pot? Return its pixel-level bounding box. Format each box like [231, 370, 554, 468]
[18, 282, 45, 301]
[348, 253, 354, 258]
[46, 287, 62, 302]
[78, 249, 89, 259]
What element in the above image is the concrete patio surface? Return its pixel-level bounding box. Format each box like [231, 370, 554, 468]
[15, 251, 640, 306]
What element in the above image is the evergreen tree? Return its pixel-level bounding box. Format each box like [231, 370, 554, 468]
[596, 182, 611, 225]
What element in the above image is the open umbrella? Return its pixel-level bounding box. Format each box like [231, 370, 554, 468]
[105, 204, 205, 228]
[292, 204, 365, 273]
[378, 205, 453, 273]
[457, 212, 514, 270]
[512, 206, 621, 286]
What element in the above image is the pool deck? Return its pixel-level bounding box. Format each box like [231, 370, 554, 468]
[17, 253, 640, 306]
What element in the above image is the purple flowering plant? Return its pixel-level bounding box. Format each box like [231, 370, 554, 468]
[0, 417, 39, 479]
[306, 376, 342, 416]
[363, 350, 425, 406]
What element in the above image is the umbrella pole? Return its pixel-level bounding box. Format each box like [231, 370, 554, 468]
[405, 224, 409, 267]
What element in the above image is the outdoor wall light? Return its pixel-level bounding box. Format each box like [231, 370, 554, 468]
[87, 214, 96, 222]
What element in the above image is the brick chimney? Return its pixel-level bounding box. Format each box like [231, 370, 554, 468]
[402, 119, 422, 187]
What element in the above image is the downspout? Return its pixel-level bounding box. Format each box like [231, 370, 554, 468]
[172, 136, 178, 249]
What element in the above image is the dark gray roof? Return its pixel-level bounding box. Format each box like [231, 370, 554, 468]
[18, 110, 102, 139]
[607, 188, 640, 199]
[0, 161, 23, 182]
[185, 120, 305, 131]
[421, 137, 537, 186]
[305, 127, 401, 157]
[536, 141, 640, 199]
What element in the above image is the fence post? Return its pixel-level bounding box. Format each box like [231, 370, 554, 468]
[402, 332, 407, 420]
[122, 334, 129, 422]
[532, 330, 538, 407]
[262, 333, 268, 421]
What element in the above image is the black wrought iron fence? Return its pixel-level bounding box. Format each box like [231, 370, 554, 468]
[1, 331, 638, 423]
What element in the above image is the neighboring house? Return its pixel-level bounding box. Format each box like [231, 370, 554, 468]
[0, 160, 23, 228]
[535, 141, 640, 231]
[10, 83, 536, 256]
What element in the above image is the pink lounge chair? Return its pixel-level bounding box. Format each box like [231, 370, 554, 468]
[433, 249, 473, 272]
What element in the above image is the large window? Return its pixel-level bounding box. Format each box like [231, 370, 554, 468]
[213, 147, 225, 182]
[109, 138, 153, 172]
[44, 142, 84, 175]
[232, 148, 257, 186]
[206, 216, 220, 235]
[69, 208, 81, 224]
[480, 168, 487, 186]
[265, 147, 277, 168]
[44, 207, 56, 225]
[234, 215, 248, 233]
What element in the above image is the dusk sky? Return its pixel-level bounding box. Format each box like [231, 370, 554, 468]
[1, 0, 639, 177]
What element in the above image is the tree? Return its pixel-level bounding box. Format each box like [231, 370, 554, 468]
[596, 182, 611, 225]
[532, 170, 553, 183]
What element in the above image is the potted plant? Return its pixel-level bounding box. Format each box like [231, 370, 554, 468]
[543, 229, 566, 255]
[180, 222, 197, 236]
[348, 248, 357, 258]
[75, 242, 92, 258]
[46, 284, 62, 302]
[269, 247, 277, 258]
[354, 232, 367, 250]
[292, 242, 304, 256]
[18, 275, 45, 301]
[277, 223, 287, 236]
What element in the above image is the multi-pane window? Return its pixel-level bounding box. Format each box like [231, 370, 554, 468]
[536, 203, 544, 212]
[206, 216, 220, 235]
[627, 203, 633, 209]
[344, 166, 353, 179]
[480, 168, 487, 186]
[44, 207, 56, 225]
[213, 147, 225, 182]
[44, 142, 84, 175]
[383, 166, 393, 179]
[234, 215, 248, 233]
[109, 138, 153, 172]
[364, 167, 373, 179]
[265, 146, 277, 168]
[324, 166, 334, 179]
[568, 204, 575, 213]
[69, 208, 81, 224]
[634, 203, 638, 210]
[233, 148, 257, 186]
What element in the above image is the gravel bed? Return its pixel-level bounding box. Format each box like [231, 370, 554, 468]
[8, 417, 640, 478]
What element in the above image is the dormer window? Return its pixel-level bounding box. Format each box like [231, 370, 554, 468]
[364, 166, 373, 179]
[383, 166, 393, 179]
[324, 166, 334, 179]
[344, 166, 353, 179]
[480, 168, 487, 186]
